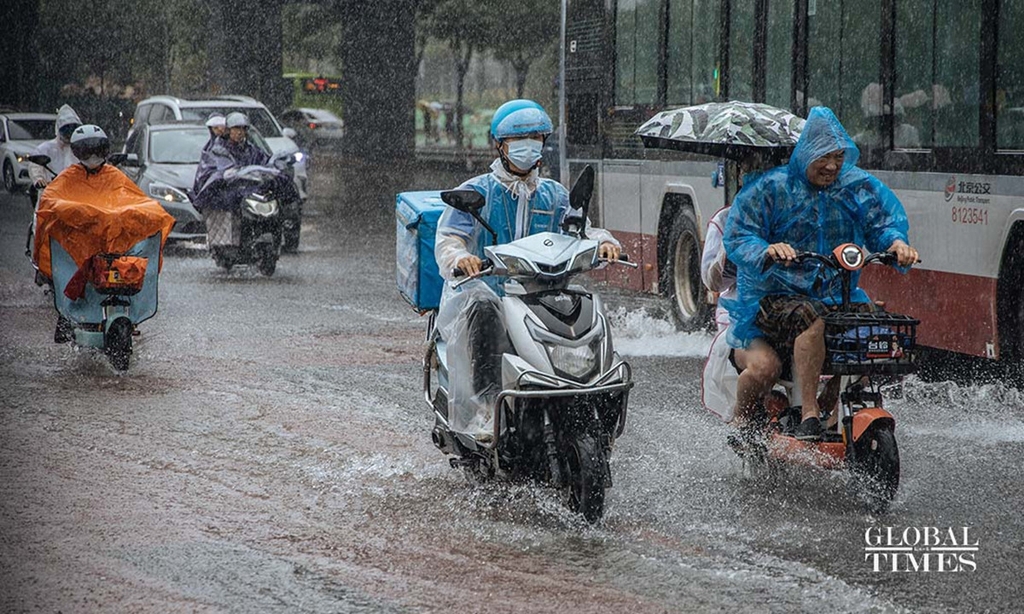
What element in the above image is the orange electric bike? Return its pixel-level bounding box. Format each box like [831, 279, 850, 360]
[736, 243, 919, 512]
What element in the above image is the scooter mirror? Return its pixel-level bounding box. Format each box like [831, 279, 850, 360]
[440, 188, 485, 214]
[569, 165, 595, 211]
[26, 154, 51, 167]
[568, 165, 595, 239]
[107, 151, 130, 165]
[440, 188, 497, 245]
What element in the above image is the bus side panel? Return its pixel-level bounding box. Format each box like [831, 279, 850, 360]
[861, 267, 997, 358]
[601, 162, 645, 292]
[872, 171, 1014, 358]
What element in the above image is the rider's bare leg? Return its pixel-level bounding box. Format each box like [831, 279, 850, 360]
[793, 318, 826, 422]
[732, 339, 782, 423]
[818, 376, 842, 429]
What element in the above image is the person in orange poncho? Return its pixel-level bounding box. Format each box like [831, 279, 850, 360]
[34, 125, 173, 342]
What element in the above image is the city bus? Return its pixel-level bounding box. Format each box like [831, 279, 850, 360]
[564, 0, 1024, 365]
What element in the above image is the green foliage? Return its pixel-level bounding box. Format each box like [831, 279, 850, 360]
[282, 3, 344, 75]
[37, 0, 167, 93]
[488, 0, 560, 95]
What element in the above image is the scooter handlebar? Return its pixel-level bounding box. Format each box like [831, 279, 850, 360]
[761, 250, 920, 273]
[451, 258, 493, 279]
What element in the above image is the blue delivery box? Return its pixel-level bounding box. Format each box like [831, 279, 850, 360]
[396, 191, 448, 311]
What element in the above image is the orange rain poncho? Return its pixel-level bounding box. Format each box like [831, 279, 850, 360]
[34, 164, 174, 279]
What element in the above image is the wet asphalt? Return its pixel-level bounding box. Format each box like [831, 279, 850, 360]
[1, 157, 1022, 613]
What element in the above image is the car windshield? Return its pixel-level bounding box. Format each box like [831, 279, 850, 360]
[306, 109, 341, 123]
[179, 107, 282, 137]
[149, 127, 273, 163]
[7, 119, 55, 140]
[149, 129, 209, 164]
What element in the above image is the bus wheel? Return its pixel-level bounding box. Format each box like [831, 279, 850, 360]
[663, 208, 709, 330]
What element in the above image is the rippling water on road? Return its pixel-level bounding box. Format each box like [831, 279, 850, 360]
[1, 159, 1021, 613]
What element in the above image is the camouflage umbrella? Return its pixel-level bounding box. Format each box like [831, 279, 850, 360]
[635, 101, 805, 162]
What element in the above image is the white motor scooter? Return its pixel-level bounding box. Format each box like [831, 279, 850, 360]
[424, 166, 635, 522]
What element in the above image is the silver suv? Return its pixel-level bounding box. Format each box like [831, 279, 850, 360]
[130, 95, 308, 201]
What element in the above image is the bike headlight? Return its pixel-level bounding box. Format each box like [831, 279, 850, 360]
[496, 254, 535, 277]
[149, 183, 190, 204]
[569, 246, 597, 273]
[293, 151, 305, 164]
[244, 196, 279, 217]
[547, 342, 598, 379]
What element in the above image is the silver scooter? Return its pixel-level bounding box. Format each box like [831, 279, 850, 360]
[424, 166, 635, 522]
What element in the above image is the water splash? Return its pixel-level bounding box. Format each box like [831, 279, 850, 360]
[606, 307, 713, 357]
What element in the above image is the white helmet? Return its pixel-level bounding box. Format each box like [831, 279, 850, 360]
[205, 113, 226, 128]
[69, 125, 110, 162]
[225, 112, 249, 129]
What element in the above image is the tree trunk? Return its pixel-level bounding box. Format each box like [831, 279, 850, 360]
[513, 56, 530, 99]
[454, 42, 473, 150]
[338, 0, 417, 161]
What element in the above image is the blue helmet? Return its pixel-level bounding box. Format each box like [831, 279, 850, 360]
[490, 99, 553, 141]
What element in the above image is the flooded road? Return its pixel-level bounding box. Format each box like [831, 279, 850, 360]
[1, 158, 1022, 613]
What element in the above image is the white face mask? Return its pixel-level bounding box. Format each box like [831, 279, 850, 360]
[506, 139, 543, 171]
[81, 155, 105, 170]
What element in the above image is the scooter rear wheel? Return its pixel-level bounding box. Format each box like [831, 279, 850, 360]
[852, 425, 900, 512]
[105, 318, 133, 372]
[564, 432, 607, 523]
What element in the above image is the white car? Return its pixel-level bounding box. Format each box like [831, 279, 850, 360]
[128, 95, 308, 201]
[1, 112, 58, 193]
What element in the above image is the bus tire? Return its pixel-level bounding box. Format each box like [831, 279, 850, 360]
[997, 224, 1024, 384]
[662, 208, 709, 331]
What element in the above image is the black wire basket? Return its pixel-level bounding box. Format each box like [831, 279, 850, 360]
[823, 311, 919, 375]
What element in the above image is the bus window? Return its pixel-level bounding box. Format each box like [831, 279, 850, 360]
[897, 0, 981, 149]
[667, 0, 720, 105]
[808, 0, 881, 146]
[728, 0, 756, 102]
[765, 0, 794, 109]
[997, 0, 1024, 150]
[666, 0, 693, 104]
[615, 0, 661, 106]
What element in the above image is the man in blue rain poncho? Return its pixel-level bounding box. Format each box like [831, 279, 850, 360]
[722, 107, 919, 440]
[434, 99, 621, 441]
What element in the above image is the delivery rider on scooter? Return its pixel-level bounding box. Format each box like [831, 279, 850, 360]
[434, 99, 621, 442]
[721, 107, 918, 441]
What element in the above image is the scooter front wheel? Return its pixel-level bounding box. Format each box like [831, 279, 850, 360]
[256, 243, 278, 277]
[563, 432, 607, 523]
[852, 424, 900, 512]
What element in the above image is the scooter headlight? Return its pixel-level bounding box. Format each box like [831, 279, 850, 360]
[496, 254, 535, 277]
[547, 342, 598, 379]
[149, 183, 191, 204]
[569, 246, 597, 273]
[244, 195, 279, 217]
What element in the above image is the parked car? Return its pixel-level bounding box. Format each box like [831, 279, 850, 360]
[279, 107, 343, 149]
[121, 122, 301, 249]
[1, 112, 58, 193]
[128, 96, 308, 201]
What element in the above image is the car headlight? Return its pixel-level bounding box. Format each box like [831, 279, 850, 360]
[244, 195, 279, 217]
[496, 254, 535, 277]
[569, 246, 597, 273]
[547, 342, 598, 379]
[149, 183, 191, 204]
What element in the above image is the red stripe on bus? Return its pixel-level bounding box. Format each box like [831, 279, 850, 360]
[597, 230, 1000, 358]
[859, 267, 997, 358]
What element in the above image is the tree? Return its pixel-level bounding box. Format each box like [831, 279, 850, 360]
[282, 3, 344, 75]
[422, 0, 492, 149]
[488, 0, 560, 99]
